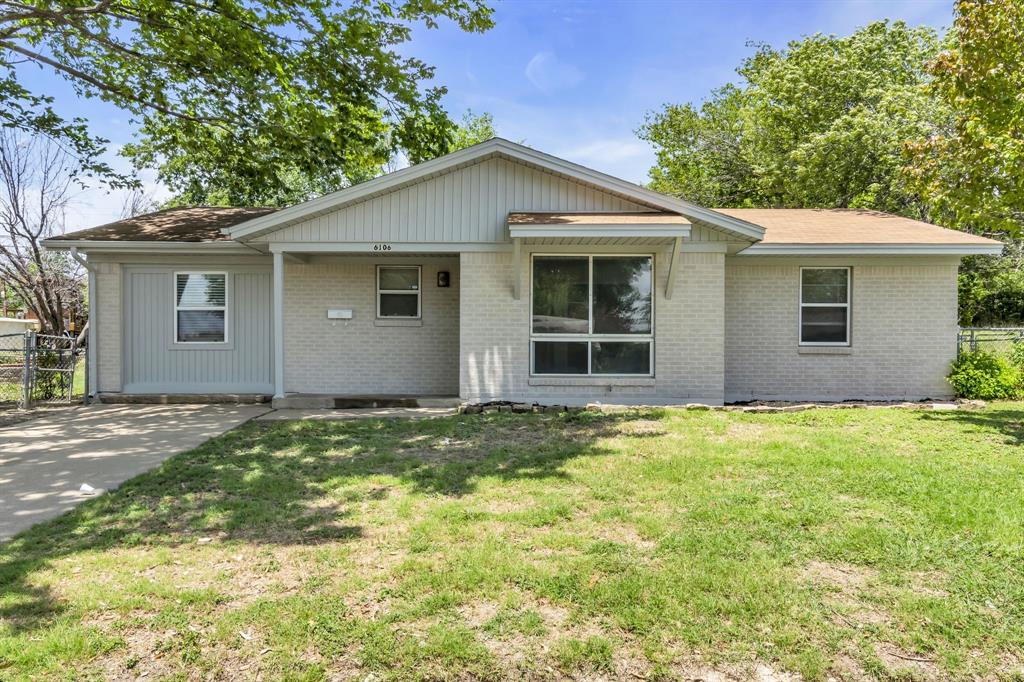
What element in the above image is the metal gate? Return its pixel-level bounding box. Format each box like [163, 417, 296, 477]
[0, 331, 79, 408]
[0, 333, 26, 406]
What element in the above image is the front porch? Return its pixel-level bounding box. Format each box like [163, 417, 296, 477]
[270, 249, 461, 400]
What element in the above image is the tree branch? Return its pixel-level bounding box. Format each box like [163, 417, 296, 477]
[0, 40, 231, 128]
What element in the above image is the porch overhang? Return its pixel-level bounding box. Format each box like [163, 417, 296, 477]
[507, 211, 691, 241]
[506, 212, 692, 301]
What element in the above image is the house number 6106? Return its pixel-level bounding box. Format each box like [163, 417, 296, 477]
[372, 243, 392, 251]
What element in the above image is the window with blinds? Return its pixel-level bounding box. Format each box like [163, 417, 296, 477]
[175, 272, 227, 343]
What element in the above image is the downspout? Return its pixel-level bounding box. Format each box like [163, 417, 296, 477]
[70, 247, 98, 403]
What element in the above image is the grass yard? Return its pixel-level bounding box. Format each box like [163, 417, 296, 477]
[1, 406, 1023, 680]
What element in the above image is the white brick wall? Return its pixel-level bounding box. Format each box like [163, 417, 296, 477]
[724, 256, 959, 401]
[459, 249, 725, 405]
[95, 261, 122, 392]
[88, 251, 960, 403]
[283, 259, 459, 395]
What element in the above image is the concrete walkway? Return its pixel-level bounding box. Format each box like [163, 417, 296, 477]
[0, 404, 269, 541]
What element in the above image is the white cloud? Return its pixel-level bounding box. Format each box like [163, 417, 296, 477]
[560, 138, 651, 165]
[524, 51, 584, 94]
[555, 137, 655, 184]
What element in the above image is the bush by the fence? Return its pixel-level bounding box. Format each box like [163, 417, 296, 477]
[947, 350, 1022, 399]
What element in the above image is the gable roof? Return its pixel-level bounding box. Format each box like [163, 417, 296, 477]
[223, 137, 766, 243]
[48, 206, 277, 243]
[718, 208, 1003, 255]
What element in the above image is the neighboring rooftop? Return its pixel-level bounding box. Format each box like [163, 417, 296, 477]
[508, 212, 689, 225]
[714, 208, 999, 246]
[48, 206, 278, 243]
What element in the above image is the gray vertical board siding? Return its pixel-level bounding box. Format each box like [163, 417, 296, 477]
[688, 221, 733, 243]
[260, 157, 658, 244]
[122, 266, 274, 393]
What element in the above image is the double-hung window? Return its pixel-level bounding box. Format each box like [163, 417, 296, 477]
[531, 255, 653, 376]
[377, 265, 421, 318]
[799, 267, 850, 345]
[175, 272, 227, 343]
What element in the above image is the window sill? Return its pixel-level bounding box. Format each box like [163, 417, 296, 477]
[374, 318, 423, 327]
[528, 376, 655, 387]
[798, 345, 852, 355]
[168, 341, 235, 351]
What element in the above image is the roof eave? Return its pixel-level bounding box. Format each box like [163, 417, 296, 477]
[509, 224, 691, 239]
[224, 138, 766, 243]
[736, 243, 1004, 256]
[42, 239, 262, 254]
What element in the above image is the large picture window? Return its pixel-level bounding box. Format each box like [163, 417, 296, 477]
[531, 255, 653, 375]
[799, 267, 850, 345]
[377, 265, 421, 318]
[175, 272, 227, 343]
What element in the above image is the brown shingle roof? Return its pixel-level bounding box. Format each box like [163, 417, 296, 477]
[508, 212, 688, 225]
[713, 208, 1000, 246]
[49, 206, 278, 242]
[49, 205, 1001, 249]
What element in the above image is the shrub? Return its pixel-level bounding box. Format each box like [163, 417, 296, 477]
[1009, 342, 1024, 371]
[947, 350, 1022, 399]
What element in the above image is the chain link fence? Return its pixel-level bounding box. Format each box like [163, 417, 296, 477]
[0, 333, 28, 406]
[957, 327, 1024, 357]
[0, 331, 81, 409]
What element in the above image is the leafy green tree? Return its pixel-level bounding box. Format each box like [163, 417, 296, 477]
[907, 0, 1024, 236]
[641, 85, 759, 207]
[159, 109, 498, 207]
[0, 0, 493, 198]
[448, 110, 497, 151]
[639, 21, 946, 218]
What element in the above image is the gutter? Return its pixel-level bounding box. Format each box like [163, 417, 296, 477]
[735, 243, 1004, 257]
[44, 239, 263, 254]
[69, 248, 98, 403]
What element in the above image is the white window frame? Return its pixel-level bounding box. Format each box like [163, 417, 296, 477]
[173, 271, 229, 344]
[376, 265, 422, 319]
[799, 266, 851, 346]
[529, 253, 654, 377]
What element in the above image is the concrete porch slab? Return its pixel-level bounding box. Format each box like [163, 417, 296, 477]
[257, 407, 459, 421]
[271, 394, 461, 409]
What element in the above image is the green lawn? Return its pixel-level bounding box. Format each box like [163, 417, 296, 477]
[1, 406, 1023, 680]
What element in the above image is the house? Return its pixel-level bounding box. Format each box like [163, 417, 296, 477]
[43, 138, 1002, 406]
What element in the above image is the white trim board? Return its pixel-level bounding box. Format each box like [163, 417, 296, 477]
[738, 243, 1003, 256]
[509, 224, 690, 239]
[224, 138, 766, 243]
[267, 241, 510, 254]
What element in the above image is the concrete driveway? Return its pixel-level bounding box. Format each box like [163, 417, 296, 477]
[0, 404, 269, 541]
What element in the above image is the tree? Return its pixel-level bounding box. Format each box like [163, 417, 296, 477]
[0, 0, 493, 197]
[449, 110, 497, 151]
[641, 84, 759, 207]
[907, 0, 1024, 237]
[120, 186, 160, 219]
[160, 108, 499, 207]
[0, 130, 84, 335]
[639, 21, 947, 218]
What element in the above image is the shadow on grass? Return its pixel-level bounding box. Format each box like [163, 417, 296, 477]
[0, 409, 642, 636]
[916, 403, 1024, 446]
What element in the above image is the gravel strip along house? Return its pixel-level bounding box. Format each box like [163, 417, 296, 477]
[44, 138, 1002, 406]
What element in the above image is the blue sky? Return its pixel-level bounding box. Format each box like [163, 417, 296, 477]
[32, 0, 954, 229]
